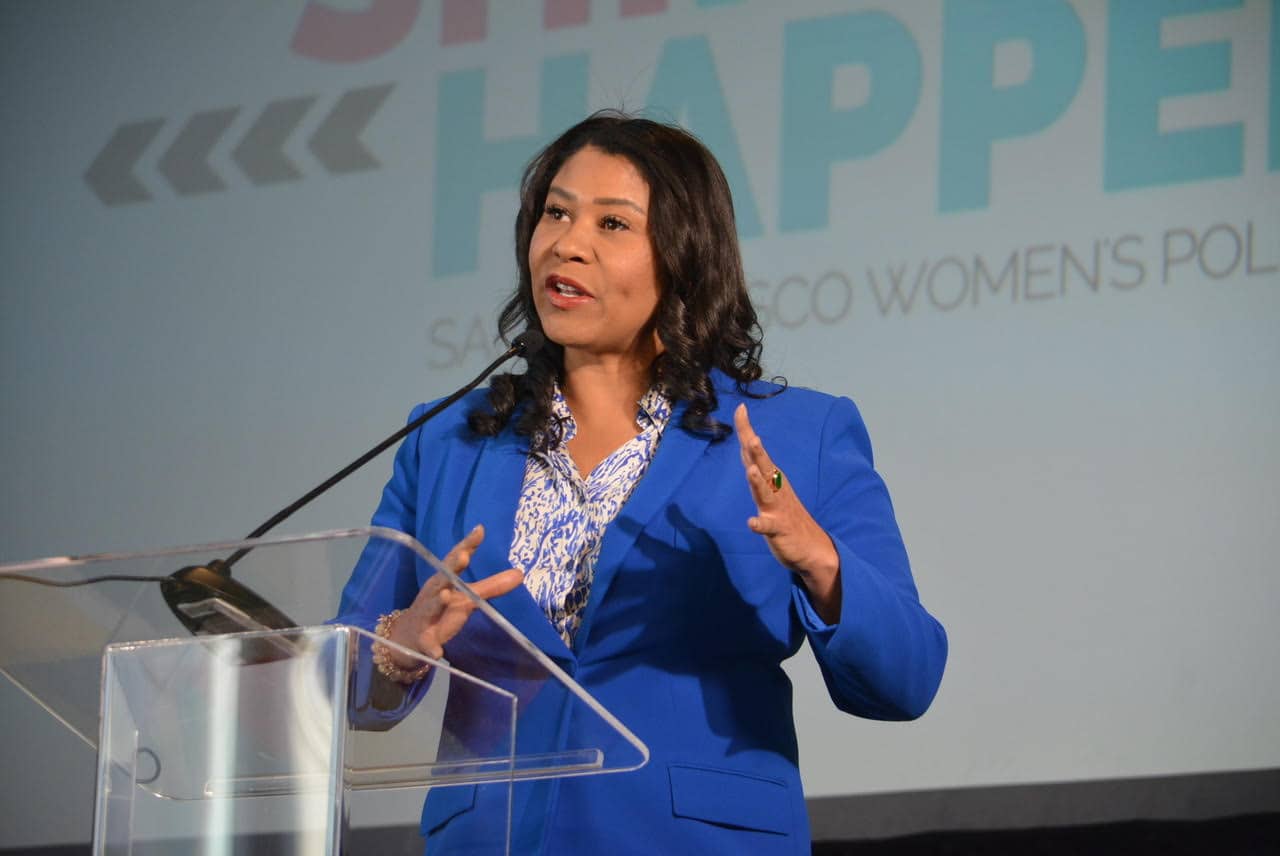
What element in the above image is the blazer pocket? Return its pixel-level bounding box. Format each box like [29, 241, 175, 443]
[668, 763, 790, 835]
[419, 783, 477, 835]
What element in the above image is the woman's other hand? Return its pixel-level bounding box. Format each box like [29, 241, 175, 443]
[734, 404, 842, 624]
[383, 525, 524, 663]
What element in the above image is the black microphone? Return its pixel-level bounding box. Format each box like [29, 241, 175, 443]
[162, 330, 546, 637]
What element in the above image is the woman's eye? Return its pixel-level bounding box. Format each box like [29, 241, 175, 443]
[544, 205, 568, 220]
[601, 215, 629, 231]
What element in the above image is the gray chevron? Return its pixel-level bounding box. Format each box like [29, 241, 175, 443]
[84, 119, 164, 205]
[308, 84, 393, 174]
[232, 96, 316, 185]
[158, 107, 239, 195]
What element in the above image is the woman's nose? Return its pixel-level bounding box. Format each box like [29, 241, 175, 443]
[552, 221, 589, 263]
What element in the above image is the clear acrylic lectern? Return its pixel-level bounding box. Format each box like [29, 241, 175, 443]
[0, 527, 649, 854]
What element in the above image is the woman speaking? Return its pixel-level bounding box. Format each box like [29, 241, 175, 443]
[339, 112, 947, 854]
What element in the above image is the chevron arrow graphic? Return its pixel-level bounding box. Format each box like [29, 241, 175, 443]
[84, 119, 165, 205]
[158, 107, 239, 195]
[309, 84, 393, 174]
[87, 84, 392, 205]
[232, 96, 316, 185]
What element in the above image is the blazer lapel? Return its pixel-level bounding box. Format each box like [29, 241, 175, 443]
[573, 400, 713, 653]
[462, 430, 574, 662]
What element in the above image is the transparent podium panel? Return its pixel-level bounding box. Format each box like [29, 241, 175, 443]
[0, 528, 649, 854]
[95, 627, 516, 854]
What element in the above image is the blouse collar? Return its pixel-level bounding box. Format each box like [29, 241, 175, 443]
[548, 383, 673, 446]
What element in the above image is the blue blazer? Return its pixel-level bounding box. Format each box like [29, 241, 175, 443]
[338, 371, 947, 854]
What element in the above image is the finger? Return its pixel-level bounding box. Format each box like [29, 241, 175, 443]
[420, 584, 448, 620]
[736, 405, 779, 478]
[412, 572, 450, 609]
[432, 587, 475, 630]
[744, 463, 772, 509]
[734, 404, 757, 468]
[468, 568, 524, 600]
[431, 588, 485, 649]
[747, 433, 777, 481]
[748, 514, 780, 537]
[414, 632, 445, 661]
[427, 612, 469, 657]
[442, 524, 485, 573]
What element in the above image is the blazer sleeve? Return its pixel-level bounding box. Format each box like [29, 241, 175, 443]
[332, 403, 436, 727]
[793, 396, 948, 721]
[337, 403, 431, 630]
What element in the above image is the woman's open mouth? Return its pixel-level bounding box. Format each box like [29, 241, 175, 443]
[545, 275, 594, 307]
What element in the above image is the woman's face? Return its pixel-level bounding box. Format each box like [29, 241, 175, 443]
[528, 146, 662, 362]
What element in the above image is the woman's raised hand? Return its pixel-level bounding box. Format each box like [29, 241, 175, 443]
[734, 404, 842, 623]
[383, 525, 523, 662]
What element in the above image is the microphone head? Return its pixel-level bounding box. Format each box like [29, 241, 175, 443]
[513, 329, 546, 359]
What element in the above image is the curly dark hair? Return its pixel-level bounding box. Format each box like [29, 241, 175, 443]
[467, 110, 774, 449]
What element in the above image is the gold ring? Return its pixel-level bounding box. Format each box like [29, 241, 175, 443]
[770, 468, 784, 493]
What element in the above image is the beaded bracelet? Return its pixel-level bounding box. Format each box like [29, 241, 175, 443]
[372, 609, 432, 684]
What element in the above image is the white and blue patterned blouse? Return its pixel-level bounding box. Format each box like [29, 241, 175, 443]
[510, 384, 673, 646]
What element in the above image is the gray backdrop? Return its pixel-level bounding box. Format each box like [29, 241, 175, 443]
[2, 0, 1278, 848]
